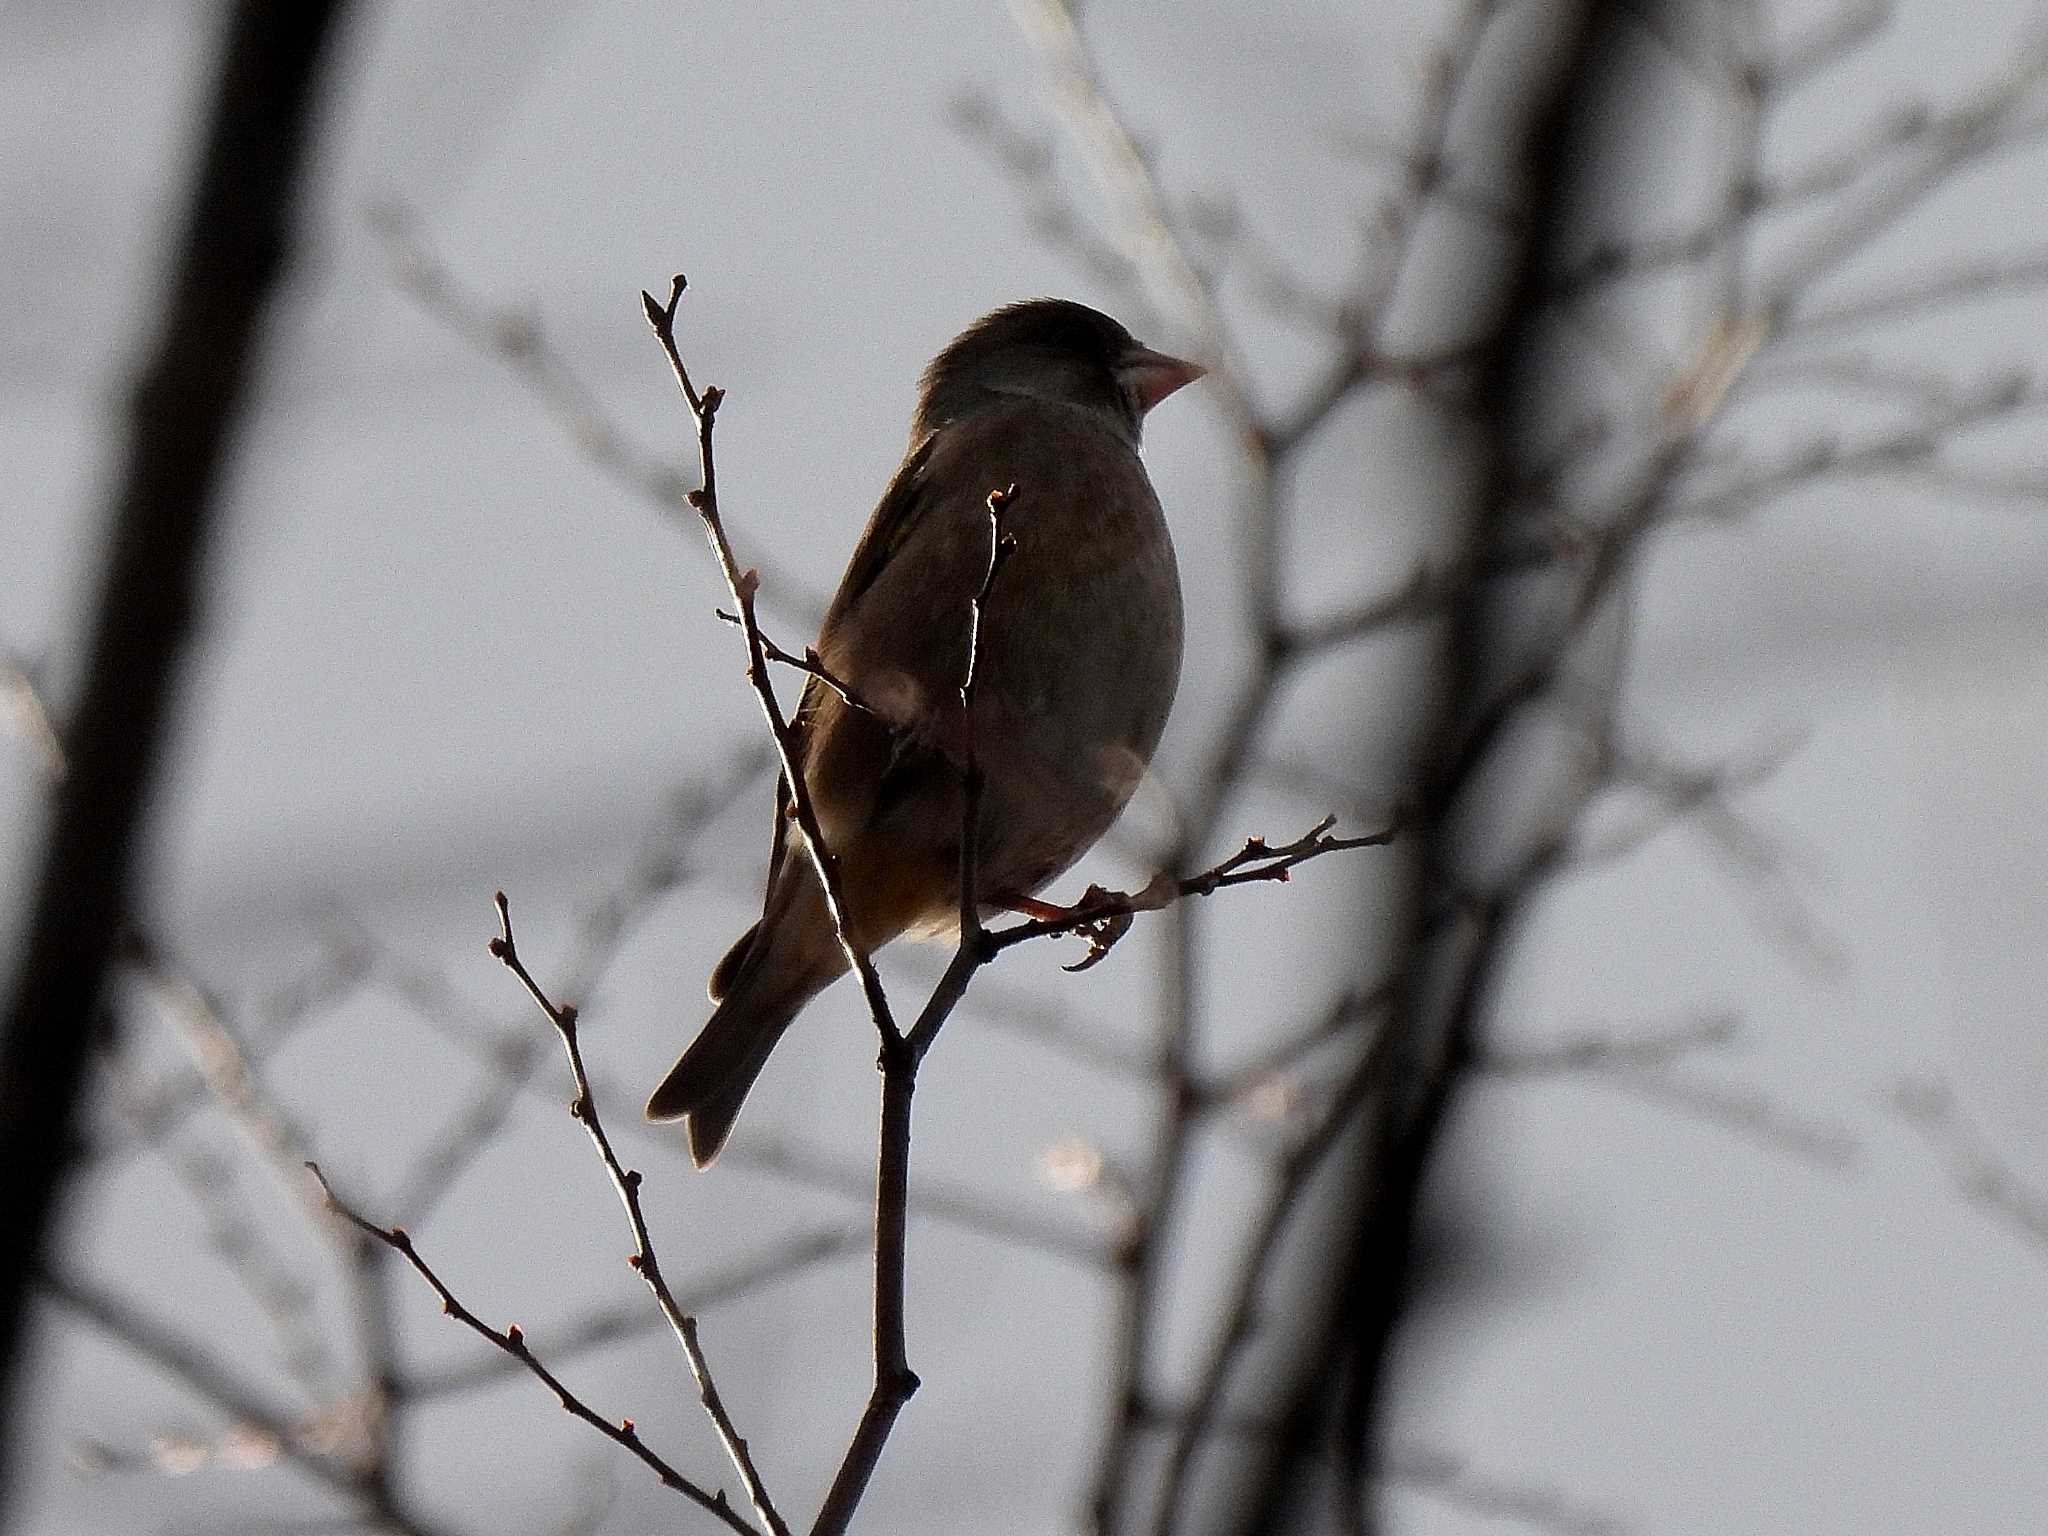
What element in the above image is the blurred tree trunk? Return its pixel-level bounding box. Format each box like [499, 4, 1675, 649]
[0, 1, 349, 1511]
[1221, 4, 1641, 1530]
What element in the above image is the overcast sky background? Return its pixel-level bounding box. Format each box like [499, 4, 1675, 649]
[4, 1, 2048, 1533]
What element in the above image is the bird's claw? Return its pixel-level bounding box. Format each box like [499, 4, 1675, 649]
[1060, 885, 1136, 972]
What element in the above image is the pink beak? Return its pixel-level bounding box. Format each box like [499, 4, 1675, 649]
[1119, 346, 1207, 413]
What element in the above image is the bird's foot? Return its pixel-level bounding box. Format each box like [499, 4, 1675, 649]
[997, 885, 1141, 973]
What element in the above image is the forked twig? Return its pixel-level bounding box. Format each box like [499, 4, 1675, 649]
[642, 275, 901, 1048]
[307, 1162, 759, 1534]
[713, 612, 880, 715]
[992, 814, 1402, 973]
[487, 894, 789, 1535]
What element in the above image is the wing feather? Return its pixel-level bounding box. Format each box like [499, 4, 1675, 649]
[752, 432, 940, 908]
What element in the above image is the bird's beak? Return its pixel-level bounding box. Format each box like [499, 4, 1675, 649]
[1119, 346, 1207, 413]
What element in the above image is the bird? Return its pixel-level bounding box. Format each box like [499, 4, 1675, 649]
[646, 298, 1203, 1167]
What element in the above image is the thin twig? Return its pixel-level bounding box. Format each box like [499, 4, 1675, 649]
[645, 274, 920, 1536]
[1782, 249, 2048, 340]
[725, 1138, 1116, 1270]
[714, 612, 881, 715]
[43, 1268, 458, 1536]
[369, 201, 826, 622]
[306, 1162, 759, 1535]
[1194, 982, 1397, 1109]
[94, 930, 370, 1172]
[128, 935, 329, 1219]
[124, 934, 408, 1487]
[984, 815, 1401, 971]
[1153, 1032, 1393, 1533]
[1476, 1013, 1741, 1076]
[391, 749, 769, 1225]
[1381, 1443, 1630, 1536]
[1760, 45, 2048, 313]
[812, 484, 1018, 1534]
[487, 894, 789, 1536]
[99, 1047, 339, 1398]
[1477, 1012, 1865, 1172]
[400, 1226, 862, 1399]
[642, 275, 901, 1046]
[1890, 1076, 2048, 1251]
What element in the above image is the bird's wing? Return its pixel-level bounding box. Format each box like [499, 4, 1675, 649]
[822, 431, 940, 631]
[750, 431, 941, 907]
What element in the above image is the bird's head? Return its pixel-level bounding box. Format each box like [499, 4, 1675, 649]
[913, 298, 1205, 444]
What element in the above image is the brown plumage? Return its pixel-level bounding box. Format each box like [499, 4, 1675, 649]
[646, 299, 1203, 1166]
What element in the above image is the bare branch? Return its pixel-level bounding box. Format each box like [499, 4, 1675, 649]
[102, 1060, 339, 1395]
[1763, 0, 1890, 93]
[307, 1163, 760, 1534]
[1614, 0, 1738, 89]
[812, 485, 1020, 1534]
[1232, 13, 1658, 1534]
[714, 611, 882, 716]
[398, 1226, 861, 1399]
[1890, 1076, 2048, 1251]
[119, 933, 408, 1496]
[945, 90, 1152, 321]
[1733, 351, 1987, 410]
[127, 934, 329, 1217]
[1484, 1039, 1859, 1169]
[642, 275, 900, 1047]
[1382, 1443, 1629, 1536]
[1550, 39, 2048, 312]
[1153, 1035, 1392, 1533]
[1194, 981, 1395, 1111]
[0, 11, 349, 1478]
[644, 276, 923, 1536]
[486, 894, 789, 1536]
[371, 203, 825, 622]
[1890, 460, 2048, 508]
[92, 929, 370, 1172]
[985, 815, 1400, 971]
[1006, 0, 1260, 446]
[388, 751, 768, 1223]
[1760, 47, 2048, 313]
[1667, 372, 2046, 526]
[725, 1138, 1119, 1270]
[43, 1269, 458, 1536]
[1280, 546, 1557, 654]
[1475, 1012, 1742, 1076]
[1783, 249, 2048, 340]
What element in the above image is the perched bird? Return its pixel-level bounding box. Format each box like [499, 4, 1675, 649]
[647, 299, 1203, 1166]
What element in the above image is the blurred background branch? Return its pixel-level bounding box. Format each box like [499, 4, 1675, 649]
[0, 2, 351, 1516]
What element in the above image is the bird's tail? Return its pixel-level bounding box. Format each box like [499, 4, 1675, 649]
[645, 865, 845, 1167]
